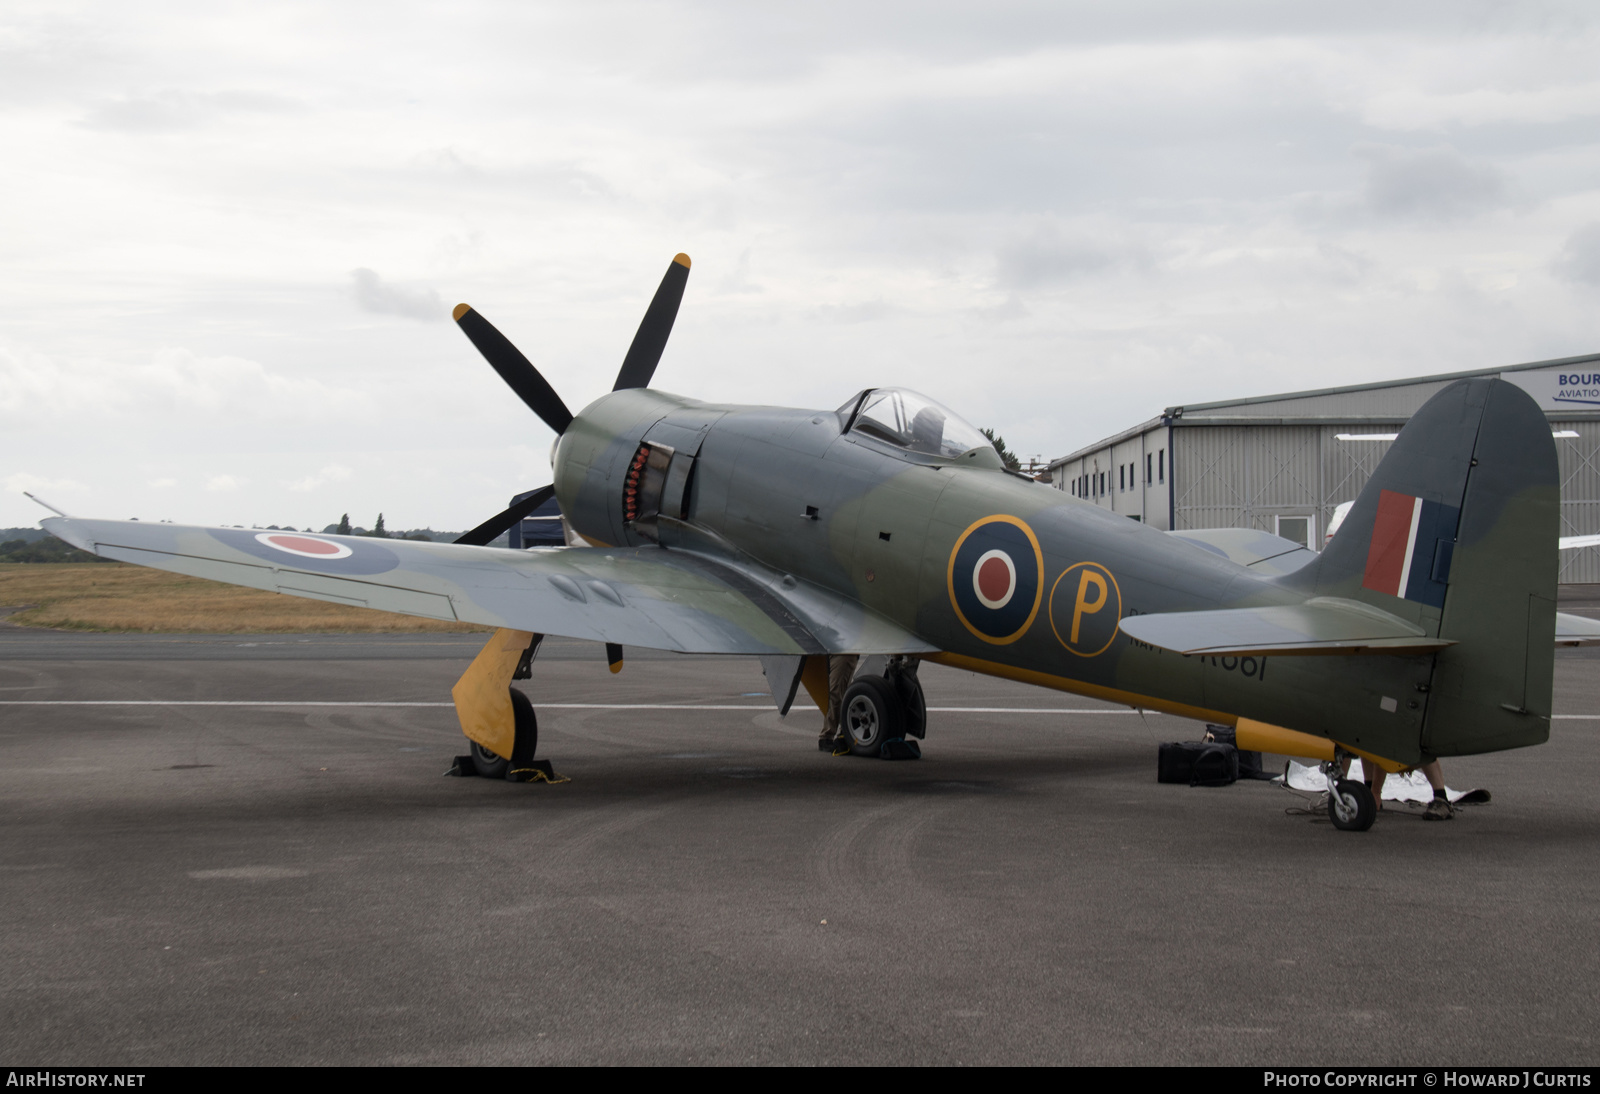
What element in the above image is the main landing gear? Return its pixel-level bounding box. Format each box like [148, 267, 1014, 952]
[448, 629, 562, 783]
[840, 656, 926, 760]
[465, 687, 539, 780]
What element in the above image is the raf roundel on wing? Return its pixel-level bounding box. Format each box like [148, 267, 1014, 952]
[255, 533, 354, 560]
[948, 516, 1044, 644]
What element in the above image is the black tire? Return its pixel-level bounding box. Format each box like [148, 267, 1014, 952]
[469, 739, 508, 779]
[508, 687, 538, 768]
[842, 675, 902, 757]
[1328, 779, 1377, 831]
[891, 669, 926, 740]
[468, 688, 538, 779]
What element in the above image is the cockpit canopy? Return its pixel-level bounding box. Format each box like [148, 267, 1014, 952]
[841, 388, 995, 461]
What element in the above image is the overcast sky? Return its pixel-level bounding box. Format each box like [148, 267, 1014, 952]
[4, 1, 1599, 531]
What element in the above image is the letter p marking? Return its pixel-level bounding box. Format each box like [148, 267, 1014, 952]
[1072, 569, 1108, 644]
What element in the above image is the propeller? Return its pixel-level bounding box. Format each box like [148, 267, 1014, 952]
[614, 253, 691, 391]
[453, 483, 555, 547]
[450, 253, 691, 547]
[452, 304, 574, 436]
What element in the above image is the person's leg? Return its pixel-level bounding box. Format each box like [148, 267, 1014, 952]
[821, 655, 858, 747]
[1368, 764, 1387, 811]
[1419, 759, 1453, 820]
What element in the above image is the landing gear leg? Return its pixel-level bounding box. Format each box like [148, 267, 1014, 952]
[1323, 747, 1376, 831]
[448, 629, 560, 782]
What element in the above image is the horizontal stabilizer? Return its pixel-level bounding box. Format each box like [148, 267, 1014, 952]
[1555, 611, 1600, 646]
[1118, 596, 1456, 657]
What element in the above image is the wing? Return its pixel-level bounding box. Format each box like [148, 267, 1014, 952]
[1118, 596, 1456, 657]
[42, 517, 935, 657]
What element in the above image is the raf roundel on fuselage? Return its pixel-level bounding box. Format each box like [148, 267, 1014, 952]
[947, 516, 1045, 645]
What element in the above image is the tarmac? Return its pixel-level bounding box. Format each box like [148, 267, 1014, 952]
[2, 627, 1599, 1065]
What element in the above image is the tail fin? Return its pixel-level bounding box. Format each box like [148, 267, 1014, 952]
[1288, 377, 1558, 756]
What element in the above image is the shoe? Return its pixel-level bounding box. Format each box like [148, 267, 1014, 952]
[1423, 798, 1455, 821]
[818, 735, 838, 752]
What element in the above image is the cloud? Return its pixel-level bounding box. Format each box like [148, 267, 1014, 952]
[77, 90, 298, 133]
[812, 299, 895, 324]
[6, 472, 87, 496]
[1553, 224, 1600, 286]
[1356, 144, 1509, 221]
[147, 478, 177, 489]
[285, 464, 354, 493]
[994, 228, 1122, 289]
[350, 269, 446, 322]
[205, 475, 243, 492]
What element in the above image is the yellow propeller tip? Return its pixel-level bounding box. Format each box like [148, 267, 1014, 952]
[451, 303, 472, 321]
[673, 253, 691, 269]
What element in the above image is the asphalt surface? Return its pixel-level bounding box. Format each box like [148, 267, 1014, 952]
[2, 627, 1599, 1065]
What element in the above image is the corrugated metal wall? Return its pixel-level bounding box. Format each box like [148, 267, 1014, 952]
[1173, 425, 1367, 541]
[1556, 420, 1600, 583]
[1168, 422, 1600, 580]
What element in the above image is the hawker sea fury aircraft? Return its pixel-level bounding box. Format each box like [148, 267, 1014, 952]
[39, 254, 1600, 831]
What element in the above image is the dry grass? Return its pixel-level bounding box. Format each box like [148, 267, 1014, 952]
[0, 563, 491, 634]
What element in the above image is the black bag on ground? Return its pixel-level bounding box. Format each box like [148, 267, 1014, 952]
[1202, 723, 1273, 780]
[1158, 741, 1239, 786]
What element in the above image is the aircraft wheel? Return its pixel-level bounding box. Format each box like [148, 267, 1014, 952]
[469, 739, 508, 779]
[1328, 779, 1376, 832]
[842, 675, 902, 757]
[507, 687, 539, 772]
[468, 688, 538, 779]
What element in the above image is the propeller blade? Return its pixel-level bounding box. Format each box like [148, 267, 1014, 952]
[452, 304, 574, 436]
[613, 253, 691, 391]
[454, 484, 556, 547]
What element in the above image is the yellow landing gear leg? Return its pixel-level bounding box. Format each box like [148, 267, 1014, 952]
[447, 629, 563, 783]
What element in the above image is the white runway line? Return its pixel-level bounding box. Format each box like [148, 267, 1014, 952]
[2, 699, 1590, 719]
[0, 700, 1146, 713]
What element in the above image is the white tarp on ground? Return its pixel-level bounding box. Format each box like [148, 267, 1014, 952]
[1282, 760, 1476, 803]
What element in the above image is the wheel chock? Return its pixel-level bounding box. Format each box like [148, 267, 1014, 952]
[880, 738, 921, 760]
[446, 755, 568, 783]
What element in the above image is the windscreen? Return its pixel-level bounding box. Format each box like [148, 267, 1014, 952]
[850, 388, 992, 460]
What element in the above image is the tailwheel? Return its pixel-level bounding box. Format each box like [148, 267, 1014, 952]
[1328, 779, 1377, 832]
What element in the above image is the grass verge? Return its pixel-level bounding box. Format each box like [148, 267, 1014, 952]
[0, 563, 491, 634]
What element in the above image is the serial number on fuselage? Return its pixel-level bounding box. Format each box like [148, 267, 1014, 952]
[1184, 653, 1269, 681]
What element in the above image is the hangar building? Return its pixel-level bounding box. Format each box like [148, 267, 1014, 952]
[1047, 352, 1600, 583]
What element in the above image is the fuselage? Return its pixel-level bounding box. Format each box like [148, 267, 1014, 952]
[553, 387, 1433, 762]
